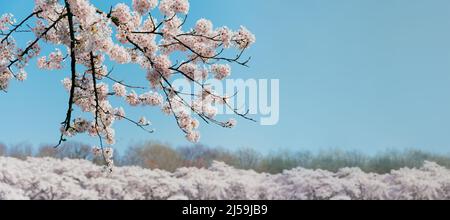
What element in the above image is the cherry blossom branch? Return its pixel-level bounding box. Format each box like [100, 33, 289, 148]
[7, 13, 67, 72]
[0, 10, 42, 44]
[104, 75, 147, 90]
[100, 8, 253, 126]
[125, 36, 208, 125]
[160, 82, 188, 134]
[113, 113, 155, 134]
[97, 105, 154, 134]
[172, 36, 251, 67]
[124, 19, 255, 133]
[2, 0, 257, 149]
[104, 67, 147, 90]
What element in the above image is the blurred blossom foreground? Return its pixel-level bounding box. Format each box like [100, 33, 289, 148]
[0, 157, 449, 200]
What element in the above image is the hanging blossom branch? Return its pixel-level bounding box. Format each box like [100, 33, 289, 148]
[0, 0, 256, 163]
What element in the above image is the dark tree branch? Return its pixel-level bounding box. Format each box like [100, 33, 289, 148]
[56, 1, 77, 148]
[90, 52, 108, 163]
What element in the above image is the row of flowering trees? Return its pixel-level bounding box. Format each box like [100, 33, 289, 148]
[0, 157, 449, 200]
[1, 0, 256, 167]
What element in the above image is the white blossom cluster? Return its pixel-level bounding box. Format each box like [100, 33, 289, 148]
[1, 0, 256, 150]
[0, 157, 449, 200]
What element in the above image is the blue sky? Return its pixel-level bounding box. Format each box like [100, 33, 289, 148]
[1, 0, 450, 154]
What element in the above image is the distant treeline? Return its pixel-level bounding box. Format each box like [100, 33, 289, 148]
[1, 141, 450, 174]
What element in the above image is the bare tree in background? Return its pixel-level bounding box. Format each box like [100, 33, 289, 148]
[37, 142, 91, 159]
[122, 142, 184, 172]
[0, 143, 6, 156]
[8, 143, 33, 160]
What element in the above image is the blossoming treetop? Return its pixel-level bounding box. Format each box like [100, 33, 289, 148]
[0, 0, 256, 165]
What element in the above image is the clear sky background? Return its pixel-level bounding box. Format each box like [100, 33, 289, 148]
[1, 0, 450, 154]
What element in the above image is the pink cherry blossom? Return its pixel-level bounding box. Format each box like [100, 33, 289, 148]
[113, 83, 127, 97]
[133, 0, 158, 15]
[211, 64, 231, 80]
[0, 13, 15, 31]
[159, 0, 190, 16]
[37, 49, 64, 70]
[139, 91, 163, 106]
[195, 18, 213, 35]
